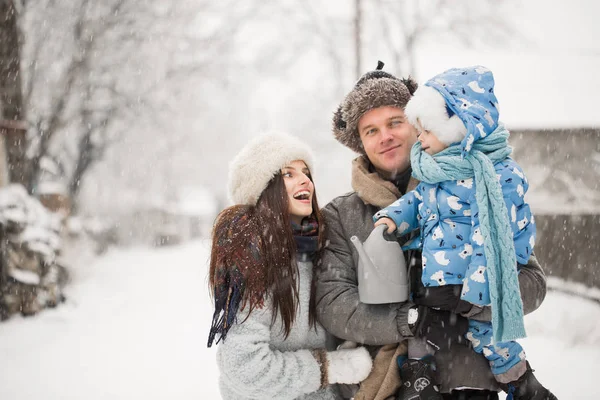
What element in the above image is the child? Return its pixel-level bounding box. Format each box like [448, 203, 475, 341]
[373, 66, 557, 400]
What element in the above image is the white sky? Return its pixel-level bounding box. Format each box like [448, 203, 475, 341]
[386, 0, 600, 128]
[72, 0, 600, 216]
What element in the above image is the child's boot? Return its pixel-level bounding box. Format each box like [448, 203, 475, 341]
[501, 362, 558, 400]
[395, 355, 442, 400]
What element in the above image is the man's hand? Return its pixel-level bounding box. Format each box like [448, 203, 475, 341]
[414, 307, 469, 352]
[374, 217, 396, 234]
[413, 285, 473, 315]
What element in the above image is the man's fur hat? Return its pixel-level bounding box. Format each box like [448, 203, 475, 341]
[332, 61, 418, 154]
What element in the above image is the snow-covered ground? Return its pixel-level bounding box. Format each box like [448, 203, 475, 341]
[0, 240, 598, 399]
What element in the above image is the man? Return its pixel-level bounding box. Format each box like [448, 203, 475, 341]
[316, 62, 548, 400]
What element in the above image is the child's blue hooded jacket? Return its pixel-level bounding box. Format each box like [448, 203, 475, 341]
[373, 66, 536, 342]
[374, 157, 535, 306]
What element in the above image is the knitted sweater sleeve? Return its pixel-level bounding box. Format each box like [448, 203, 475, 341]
[216, 304, 324, 399]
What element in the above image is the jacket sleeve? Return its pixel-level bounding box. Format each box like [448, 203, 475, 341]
[462, 188, 487, 304]
[373, 188, 422, 236]
[216, 304, 325, 400]
[316, 200, 415, 346]
[498, 161, 536, 264]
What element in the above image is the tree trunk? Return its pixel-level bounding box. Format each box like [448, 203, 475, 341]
[0, 0, 28, 188]
[354, 0, 362, 79]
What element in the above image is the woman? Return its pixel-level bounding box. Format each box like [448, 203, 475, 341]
[207, 132, 373, 400]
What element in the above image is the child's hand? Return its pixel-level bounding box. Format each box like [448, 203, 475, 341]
[374, 218, 397, 234]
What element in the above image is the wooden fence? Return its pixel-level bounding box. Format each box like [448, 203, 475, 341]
[534, 214, 599, 288]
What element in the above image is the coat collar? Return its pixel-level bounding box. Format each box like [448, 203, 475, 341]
[351, 155, 419, 208]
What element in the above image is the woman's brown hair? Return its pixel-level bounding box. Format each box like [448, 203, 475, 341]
[208, 168, 324, 343]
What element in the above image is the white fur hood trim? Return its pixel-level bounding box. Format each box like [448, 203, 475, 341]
[405, 85, 467, 146]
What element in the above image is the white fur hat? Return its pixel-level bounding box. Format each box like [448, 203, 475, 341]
[404, 85, 467, 146]
[228, 132, 315, 205]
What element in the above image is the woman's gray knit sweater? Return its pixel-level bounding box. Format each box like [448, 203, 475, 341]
[216, 254, 340, 400]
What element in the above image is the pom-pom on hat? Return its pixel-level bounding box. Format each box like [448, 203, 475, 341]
[228, 132, 315, 206]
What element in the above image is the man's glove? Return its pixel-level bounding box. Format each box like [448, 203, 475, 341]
[413, 307, 469, 352]
[413, 285, 473, 315]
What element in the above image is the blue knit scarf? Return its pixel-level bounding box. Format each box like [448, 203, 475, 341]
[411, 124, 526, 343]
